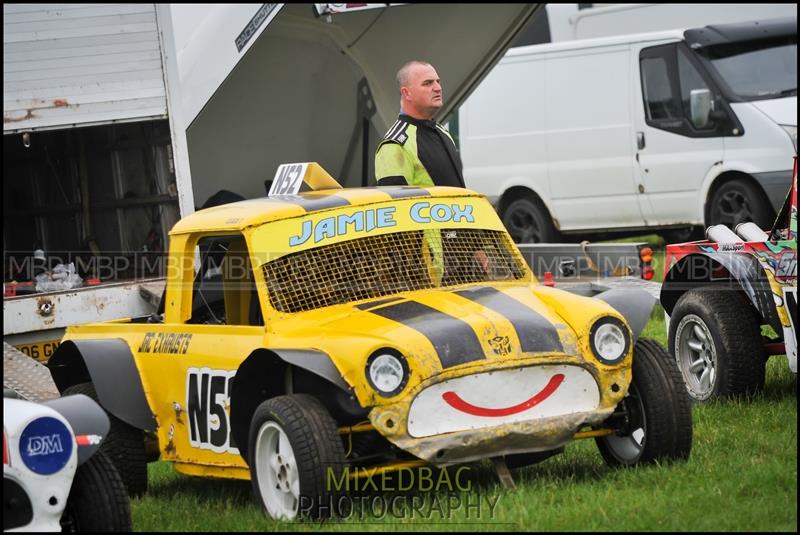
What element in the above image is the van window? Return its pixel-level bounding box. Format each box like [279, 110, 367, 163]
[697, 36, 797, 101]
[678, 47, 713, 128]
[640, 43, 735, 137]
[641, 56, 680, 121]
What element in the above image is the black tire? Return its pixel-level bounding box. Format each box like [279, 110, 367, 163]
[707, 178, 774, 230]
[248, 394, 347, 520]
[60, 450, 132, 532]
[596, 339, 693, 467]
[62, 382, 148, 497]
[501, 196, 559, 243]
[668, 286, 765, 402]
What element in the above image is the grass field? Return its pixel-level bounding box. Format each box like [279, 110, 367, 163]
[130, 356, 798, 532]
[130, 243, 797, 531]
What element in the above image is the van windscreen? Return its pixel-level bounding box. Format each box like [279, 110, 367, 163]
[698, 36, 797, 101]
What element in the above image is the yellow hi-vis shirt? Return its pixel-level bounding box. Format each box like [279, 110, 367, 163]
[374, 114, 465, 188]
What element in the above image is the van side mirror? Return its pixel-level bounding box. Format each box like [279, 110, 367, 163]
[689, 89, 712, 129]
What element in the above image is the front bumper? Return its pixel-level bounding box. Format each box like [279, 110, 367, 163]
[368, 355, 629, 465]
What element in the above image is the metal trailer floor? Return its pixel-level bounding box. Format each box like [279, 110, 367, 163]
[3, 342, 60, 401]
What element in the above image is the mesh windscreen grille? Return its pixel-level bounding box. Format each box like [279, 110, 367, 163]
[263, 228, 526, 313]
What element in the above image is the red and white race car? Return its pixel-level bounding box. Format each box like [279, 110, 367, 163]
[662, 157, 797, 401]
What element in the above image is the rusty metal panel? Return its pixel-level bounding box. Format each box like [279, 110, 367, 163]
[3, 277, 164, 336]
[3, 3, 167, 133]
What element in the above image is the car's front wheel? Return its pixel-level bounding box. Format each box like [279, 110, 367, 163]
[60, 450, 132, 532]
[596, 339, 692, 467]
[248, 394, 347, 520]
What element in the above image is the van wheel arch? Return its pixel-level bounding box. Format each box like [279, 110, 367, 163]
[705, 172, 774, 229]
[498, 187, 560, 243]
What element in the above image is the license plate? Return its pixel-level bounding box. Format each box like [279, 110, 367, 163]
[14, 340, 62, 363]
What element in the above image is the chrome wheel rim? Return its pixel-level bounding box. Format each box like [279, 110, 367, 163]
[675, 314, 717, 401]
[254, 421, 300, 520]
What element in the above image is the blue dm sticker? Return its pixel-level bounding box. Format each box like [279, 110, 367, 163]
[19, 417, 73, 475]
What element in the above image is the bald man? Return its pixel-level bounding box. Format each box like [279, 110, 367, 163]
[374, 61, 465, 187]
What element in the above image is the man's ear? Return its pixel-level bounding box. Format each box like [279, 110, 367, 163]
[400, 87, 410, 101]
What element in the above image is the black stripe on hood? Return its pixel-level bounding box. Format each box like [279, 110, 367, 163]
[455, 287, 563, 353]
[367, 300, 484, 369]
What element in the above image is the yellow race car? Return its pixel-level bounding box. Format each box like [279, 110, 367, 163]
[47, 164, 692, 520]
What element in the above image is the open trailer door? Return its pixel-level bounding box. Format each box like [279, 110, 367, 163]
[171, 3, 540, 204]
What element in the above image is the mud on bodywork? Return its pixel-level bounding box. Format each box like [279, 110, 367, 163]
[367, 353, 630, 464]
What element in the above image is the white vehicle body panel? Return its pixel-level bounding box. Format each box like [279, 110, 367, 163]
[407, 365, 599, 438]
[3, 398, 78, 532]
[3, 3, 167, 133]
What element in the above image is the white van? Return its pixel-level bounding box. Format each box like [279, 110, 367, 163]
[459, 17, 797, 242]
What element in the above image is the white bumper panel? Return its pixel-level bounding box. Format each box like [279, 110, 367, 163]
[407, 364, 600, 438]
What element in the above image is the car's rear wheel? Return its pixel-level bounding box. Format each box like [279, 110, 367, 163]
[248, 394, 347, 520]
[596, 339, 692, 466]
[60, 450, 132, 532]
[62, 382, 148, 496]
[668, 287, 765, 402]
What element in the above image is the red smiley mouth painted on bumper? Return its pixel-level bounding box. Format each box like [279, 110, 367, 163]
[441, 373, 565, 417]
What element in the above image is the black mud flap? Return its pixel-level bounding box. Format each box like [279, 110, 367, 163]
[48, 339, 156, 431]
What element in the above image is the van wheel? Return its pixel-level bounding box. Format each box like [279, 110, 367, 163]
[62, 382, 148, 497]
[596, 339, 692, 466]
[668, 287, 765, 402]
[502, 197, 558, 243]
[707, 178, 773, 230]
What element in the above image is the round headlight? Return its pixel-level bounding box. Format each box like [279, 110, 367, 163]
[366, 349, 409, 397]
[589, 317, 630, 364]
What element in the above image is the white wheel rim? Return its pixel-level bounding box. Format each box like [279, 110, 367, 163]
[254, 421, 300, 520]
